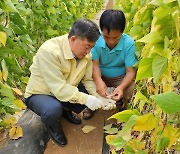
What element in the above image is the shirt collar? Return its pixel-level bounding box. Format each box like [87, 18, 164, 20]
[62, 34, 74, 59]
[100, 33, 124, 51]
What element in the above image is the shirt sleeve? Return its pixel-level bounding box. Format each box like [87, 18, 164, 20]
[81, 56, 99, 97]
[36, 50, 88, 104]
[124, 43, 138, 67]
[91, 46, 99, 60]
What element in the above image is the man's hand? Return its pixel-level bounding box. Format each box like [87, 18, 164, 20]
[85, 95, 104, 111]
[110, 86, 124, 101]
[98, 96, 116, 110]
[96, 81, 107, 97]
[92, 60, 107, 97]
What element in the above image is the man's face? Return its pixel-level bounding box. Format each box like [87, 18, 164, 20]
[70, 36, 95, 59]
[102, 28, 122, 50]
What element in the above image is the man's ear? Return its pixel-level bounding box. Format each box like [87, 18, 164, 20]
[70, 35, 77, 42]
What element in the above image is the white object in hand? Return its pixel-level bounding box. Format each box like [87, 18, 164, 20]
[107, 87, 115, 95]
[85, 95, 104, 111]
[98, 96, 116, 110]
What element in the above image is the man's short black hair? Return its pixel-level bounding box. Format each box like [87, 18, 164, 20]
[100, 9, 126, 33]
[68, 18, 100, 42]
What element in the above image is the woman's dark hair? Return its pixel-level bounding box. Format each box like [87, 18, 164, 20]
[100, 9, 126, 33]
[68, 18, 100, 42]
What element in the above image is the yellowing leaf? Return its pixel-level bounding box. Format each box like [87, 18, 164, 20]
[106, 135, 116, 144]
[137, 31, 163, 44]
[9, 126, 16, 139]
[0, 32, 7, 46]
[163, 123, 179, 148]
[163, 84, 173, 92]
[3, 118, 11, 125]
[129, 138, 146, 151]
[15, 126, 23, 139]
[13, 99, 26, 110]
[9, 126, 23, 140]
[10, 116, 17, 125]
[0, 71, 2, 81]
[108, 110, 136, 122]
[12, 88, 23, 95]
[133, 113, 156, 131]
[136, 58, 153, 81]
[2, 70, 8, 81]
[119, 129, 131, 142]
[82, 125, 96, 134]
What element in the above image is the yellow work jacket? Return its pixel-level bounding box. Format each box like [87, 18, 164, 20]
[24, 34, 98, 104]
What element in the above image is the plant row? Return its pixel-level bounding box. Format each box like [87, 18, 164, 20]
[105, 0, 180, 153]
[0, 0, 104, 131]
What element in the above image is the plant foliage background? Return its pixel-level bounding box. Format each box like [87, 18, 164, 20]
[104, 0, 180, 153]
[0, 0, 180, 152]
[0, 0, 104, 135]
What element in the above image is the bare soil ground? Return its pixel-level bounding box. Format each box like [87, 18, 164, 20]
[44, 110, 115, 154]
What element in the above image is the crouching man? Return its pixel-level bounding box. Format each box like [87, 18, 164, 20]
[24, 19, 115, 146]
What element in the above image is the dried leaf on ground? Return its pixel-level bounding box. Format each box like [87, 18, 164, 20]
[82, 125, 96, 134]
[9, 126, 23, 139]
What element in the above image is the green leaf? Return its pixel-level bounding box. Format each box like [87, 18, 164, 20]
[0, 108, 6, 114]
[9, 12, 25, 25]
[11, 24, 24, 34]
[164, 0, 177, 4]
[0, 84, 15, 99]
[3, 0, 18, 12]
[105, 128, 118, 134]
[1, 98, 16, 109]
[163, 123, 179, 148]
[107, 136, 126, 148]
[20, 76, 29, 84]
[124, 145, 135, 153]
[154, 5, 171, 20]
[103, 124, 112, 131]
[12, 47, 26, 57]
[133, 91, 148, 107]
[47, 7, 56, 14]
[172, 6, 180, 39]
[151, 92, 180, 114]
[164, 36, 170, 50]
[45, 27, 59, 36]
[148, 0, 164, 6]
[152, 55, 168, 83]
[130, 25, 143, 40]
[120, 115, 139, 134]
[133, 113, 156, 131]
[108, 110, 137, 122]
[139, 100, 146, 112]
[1, 59, 8, 81]
[138, 150, 148, 154]
[136, 58, 153, 81]
[156, 137, 170, 152]
[137, 31, 163, 44]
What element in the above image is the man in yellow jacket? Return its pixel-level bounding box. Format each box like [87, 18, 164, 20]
[24, 19, 116, 146]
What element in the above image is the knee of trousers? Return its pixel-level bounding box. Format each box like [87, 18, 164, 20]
[41, 103, 63, 126]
